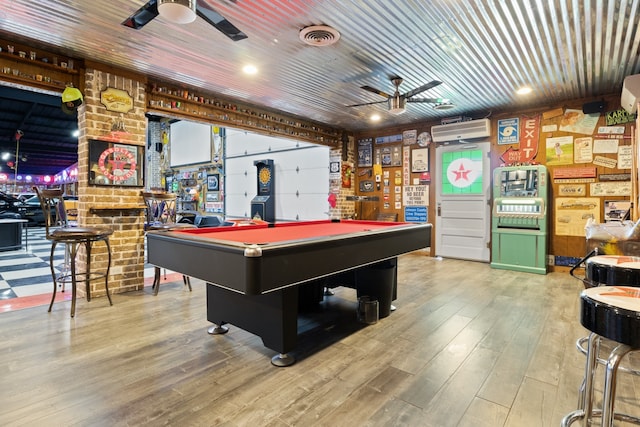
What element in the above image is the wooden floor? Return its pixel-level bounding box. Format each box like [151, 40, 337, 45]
[1, 253, 639, 426]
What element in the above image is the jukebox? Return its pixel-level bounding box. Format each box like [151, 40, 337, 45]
[490, 165, 548, 274]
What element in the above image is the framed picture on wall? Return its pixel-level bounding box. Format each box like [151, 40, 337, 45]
[412, 148, 429, 172]
[88, 139, 144, 187]
[207, 173, 220, 191]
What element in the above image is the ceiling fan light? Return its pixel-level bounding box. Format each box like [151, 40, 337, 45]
[433, 102, 455, 111]
[388, 97, 406, 115]
[158, 0, 197, 24]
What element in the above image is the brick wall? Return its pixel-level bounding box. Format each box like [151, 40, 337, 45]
[75, 69, 147, 297]
[329, 136, 356, 219]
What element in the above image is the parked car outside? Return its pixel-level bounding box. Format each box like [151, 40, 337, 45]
[11, 192, 37, 202]
[20, 194, 78, 226]
[20, 195, 48, 225]
[0, 191, 24, 219]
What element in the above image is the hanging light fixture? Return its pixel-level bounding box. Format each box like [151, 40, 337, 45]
[158, 0, 197, 24]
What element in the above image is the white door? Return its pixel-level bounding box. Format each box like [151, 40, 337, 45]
[435, 142, 491, 262]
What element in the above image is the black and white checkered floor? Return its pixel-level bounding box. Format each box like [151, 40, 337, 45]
[0, 227, 156, 300]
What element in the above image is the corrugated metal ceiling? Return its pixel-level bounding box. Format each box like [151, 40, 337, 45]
[0, 0, 639, 175]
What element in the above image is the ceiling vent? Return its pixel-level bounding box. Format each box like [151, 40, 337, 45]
[431, 118, 491, 143]
[299, 25, 341, 46]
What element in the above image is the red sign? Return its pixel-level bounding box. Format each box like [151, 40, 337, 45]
[98, 146, 137, 182]
[500, 146, 521, 164]
[519, 115, 540, 163]
[553, 167, 597, 179]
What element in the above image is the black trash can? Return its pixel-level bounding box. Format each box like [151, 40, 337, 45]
[355, 263, 396, 319]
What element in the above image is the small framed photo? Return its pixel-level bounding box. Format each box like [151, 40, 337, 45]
[207, 174, 220, 191]
[412, 148, 429, 172]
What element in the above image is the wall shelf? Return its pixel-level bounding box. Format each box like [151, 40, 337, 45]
[147, 83, 341, 146]
[0, 38, 81, 90]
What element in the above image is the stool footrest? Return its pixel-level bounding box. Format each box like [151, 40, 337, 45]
[576, 335, 640, 376]
[561, 408, 640, 426]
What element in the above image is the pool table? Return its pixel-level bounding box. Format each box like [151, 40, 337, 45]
[147, 219, 431, 365]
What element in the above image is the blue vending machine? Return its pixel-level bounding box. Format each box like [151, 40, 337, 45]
[490, 165, 548, 274]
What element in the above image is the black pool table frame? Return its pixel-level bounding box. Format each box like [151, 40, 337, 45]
[147, 220, 431, 366]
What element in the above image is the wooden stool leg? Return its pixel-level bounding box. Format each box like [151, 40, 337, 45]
[48, 241, 58, 313]
[104, 238, 112, 306]
[69, 242, 78, 318]
[184, 275, 192, 291]
[153, 267, 161, 296]
[85, 241, 92, 302]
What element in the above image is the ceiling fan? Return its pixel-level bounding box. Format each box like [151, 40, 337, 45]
[122, 0, 248, 42]
[347, 77, 448, 114]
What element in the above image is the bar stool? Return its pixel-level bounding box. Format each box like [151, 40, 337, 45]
[561, 286, 640, 427]
[570, 254, 640, 393]
[33, 187, 113, 318]
[142, 191, 196, 295]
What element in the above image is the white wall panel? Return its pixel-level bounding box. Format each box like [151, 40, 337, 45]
[225, 130, 329, 221]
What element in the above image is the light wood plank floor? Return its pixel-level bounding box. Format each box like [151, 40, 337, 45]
[1, 253, 639, 426]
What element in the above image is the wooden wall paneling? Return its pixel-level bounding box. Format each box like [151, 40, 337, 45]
[355, 93, 635, 267]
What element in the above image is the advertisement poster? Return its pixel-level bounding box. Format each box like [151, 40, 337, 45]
[357, 137, 373, 167]
[546, 136, 574, 166]
[573, 137, 593, 163]
[555, 198, 600, 236]
[341, 162, 353, 188]
[604, 200, 631, 222]
[618, 145, 633, 169]
[559, 109, 600, 135]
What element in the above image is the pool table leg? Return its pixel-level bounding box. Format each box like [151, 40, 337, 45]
[207, 324, 229, 334]
[206, 283, 299, 366]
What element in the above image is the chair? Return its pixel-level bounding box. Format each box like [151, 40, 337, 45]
[33, 187, 113, 317]
[142, 191, 196, 295]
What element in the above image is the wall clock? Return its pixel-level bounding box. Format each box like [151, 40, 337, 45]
[417, 131, 432, 147]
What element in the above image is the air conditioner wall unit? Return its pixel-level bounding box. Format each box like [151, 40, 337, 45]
[431, 118, 492, 143]
[621, 74, 640, 114]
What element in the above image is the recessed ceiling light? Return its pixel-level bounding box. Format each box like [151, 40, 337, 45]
[516, 86, 532, 95]
[243, 65, 258, 75]
[370, 114, 381, 122]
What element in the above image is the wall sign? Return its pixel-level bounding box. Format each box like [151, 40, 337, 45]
[88, 139, 144, 187]
[497, 118, 519, 145]
[404, 206, 428, 223]
[100, 87, 134, 113]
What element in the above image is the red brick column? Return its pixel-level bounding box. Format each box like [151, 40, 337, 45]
[75, 69, 147, 297]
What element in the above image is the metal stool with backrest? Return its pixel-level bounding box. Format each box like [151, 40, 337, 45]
[33, 187, 113, 317]
[142, 191, 196, 295]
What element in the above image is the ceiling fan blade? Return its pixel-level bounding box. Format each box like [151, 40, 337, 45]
[197, 3, 248, 41]
[346, 100, 387, 107]
[403, 80, 442, 99]
[122, 0, 159, 29]
[407, 98, 445, 103]
[361, 85, 392, 98]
